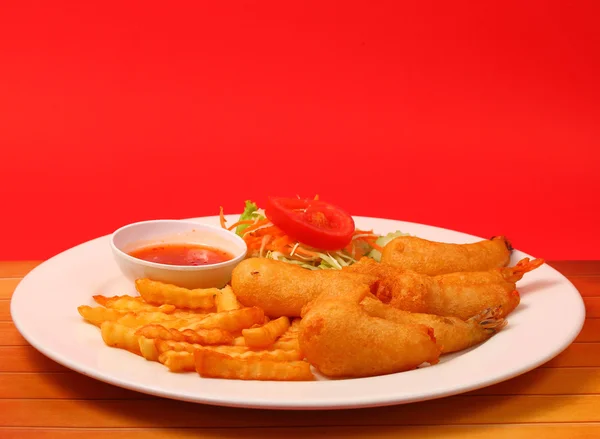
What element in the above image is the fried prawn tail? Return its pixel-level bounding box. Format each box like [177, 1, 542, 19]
[468, 306, 508, 333]
[501, 257, 545, 283]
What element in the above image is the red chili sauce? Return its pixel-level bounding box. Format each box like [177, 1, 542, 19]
[128, 243, 233, 266]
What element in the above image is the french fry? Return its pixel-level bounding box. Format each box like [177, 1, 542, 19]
[232, 336, 246, 347]
[242, 316, 290, 349]
[116, 311, 177, 329]
[170, 310, 211, 319]
[194, 349, 314, 381]
[135, 279, 217, 310]
[161, 317, 211, 330]
[270, 319, 301, 351]
[100, 321, 141, 355]
[136, 324, 233, 345]
[77, 306, 128, 326]
[153, 339, 298, 360]
[138, 336, 160, 361]
[215, 285, 240, 312]
[159, 350, 196, 372]
[192, 307, 265, 332]
[84, 277, 308, 381]
[93, 295, 176, 313]
[271, 337, 300, 352]
[233, 332, 300, 351]
[155, 339, 204, 355]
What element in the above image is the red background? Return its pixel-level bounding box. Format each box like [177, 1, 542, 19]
[1, 1, 598, 261]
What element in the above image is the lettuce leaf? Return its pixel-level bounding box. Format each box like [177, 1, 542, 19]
[235, 200, 264, 235]
[368, 230, 410, 262]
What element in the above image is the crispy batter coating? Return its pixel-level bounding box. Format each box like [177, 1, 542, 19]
[345, 257, 542, 319]
[360, 296, 506, 354]
[299, 285, 440, 378]
[381, 235, 512, 275]
[231, 258, 378, 317]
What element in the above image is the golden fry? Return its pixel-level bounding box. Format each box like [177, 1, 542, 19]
[135, 279, 217, 310]
[159, 350, 196, 372]
[93, 295, 176, 313]
[100, 321, 141, 355]
[154, 339, 301, 361]
[215, 285, 241, 312]
[115, 311, 177, 329]
[232, 336, 246, 346]
[194, 349, 314, 381]
[381, 235, 512, 275]
[138, 336, 160, 361]
[77, 306, 128, 326]
[242, 316, 290, 349]
[135, 324, 233, 345]
[361, 296, 506, 353]
[191, 307, 265, 332]
[271, 337, 300, 352]
[155, 339, 243, 355]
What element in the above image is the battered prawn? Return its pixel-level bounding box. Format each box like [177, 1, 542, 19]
[299, 285, 440, 378]
[345, 257, 543, 319]
[360, 296, 506, 354]
[381, 235, 513, 275]
[231, 258, 378, 317]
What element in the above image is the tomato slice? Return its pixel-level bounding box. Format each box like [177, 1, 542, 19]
[264, 197, 355, 250]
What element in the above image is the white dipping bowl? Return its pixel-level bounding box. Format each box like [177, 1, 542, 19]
[110, 220, 247, 289]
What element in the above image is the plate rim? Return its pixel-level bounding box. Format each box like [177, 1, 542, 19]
[10, 215, 587, 410]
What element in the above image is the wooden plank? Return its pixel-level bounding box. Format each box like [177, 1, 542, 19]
[0, 279, 20, 300]
[0, 301, 10, 321]
[1, 396, 600, 427]
[542, 343, 600, 368]
[584, 298, 600, 318]
[0, 347, 68, 373]
[577, 319, 600, 342]
[0, 373, 153, 400]
[2, 424, 600, 439]
[547, 261, 600, 276]
[469, 367, 600, 395]
[3, 367, 599, 400]
[0, 262, 41, 279]
[570, 276, 600, 297]
[0, 322, 27, 346]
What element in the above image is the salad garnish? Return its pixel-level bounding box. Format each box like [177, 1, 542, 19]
[220, 196, 408, 270]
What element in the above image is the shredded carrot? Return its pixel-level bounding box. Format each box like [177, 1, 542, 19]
[227, 219, 255, 231]
[219, 207, 226, 229]
[271, 235, 293, 252]
[354, 229, 376, 236]
[242, 218, 271, 235]
[314, 194, 319, 200]
[366, 238, 384, 253]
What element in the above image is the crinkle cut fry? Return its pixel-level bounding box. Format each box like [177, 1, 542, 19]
[191, 306, 265, 332]
[100, 321, 142, 356]
[243, 316, 290, 348]
[93, 295, 176, 313]
[135, 324, 233, 345]
[194, 349, 314, 381]
[135, 278, 217, 310]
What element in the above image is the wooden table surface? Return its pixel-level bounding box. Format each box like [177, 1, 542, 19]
[1, 260, 598, 439]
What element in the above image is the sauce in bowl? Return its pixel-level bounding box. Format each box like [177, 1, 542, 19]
[128, 243, 234, 266]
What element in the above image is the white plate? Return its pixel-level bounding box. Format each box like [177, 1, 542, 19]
[11, 215, 585, 410]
